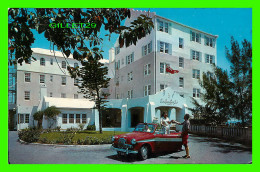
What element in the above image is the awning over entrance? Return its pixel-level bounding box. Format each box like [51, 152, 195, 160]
[43, 97, 95, 109]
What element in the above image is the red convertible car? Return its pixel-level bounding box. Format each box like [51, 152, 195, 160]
[111, 123, 183, 160]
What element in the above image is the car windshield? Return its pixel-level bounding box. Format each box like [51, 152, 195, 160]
[133, 124, 156, 133]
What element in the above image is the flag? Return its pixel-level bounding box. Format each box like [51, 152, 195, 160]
[166, 65, 179, 74]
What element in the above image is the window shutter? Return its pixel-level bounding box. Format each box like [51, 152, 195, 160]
[168, 23, 172, 35]
[199, 52, 202, 62]
[142, 46, 145, 56]
[157, 40, 161, 52]
[157, 19, 161, 31]
[126, 56, 128, 64]
[199, 33, 202, 44]
[213, 39, 216, 48]
[149, 41, 152, 53]
[168, 43, 172, 55]
[190, 49, 193, 60]
[132, 52, 134, 62]
[190, 30, 193, 41]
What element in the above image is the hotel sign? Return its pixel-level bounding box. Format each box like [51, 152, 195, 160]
[160, 90, 178, 106]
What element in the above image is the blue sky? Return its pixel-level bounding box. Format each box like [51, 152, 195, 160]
[31, 8, 252, 72]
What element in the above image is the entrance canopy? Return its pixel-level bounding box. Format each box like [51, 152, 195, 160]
[43, 96, 95, 109]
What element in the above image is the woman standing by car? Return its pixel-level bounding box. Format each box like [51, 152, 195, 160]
[173, 114, 191, 159]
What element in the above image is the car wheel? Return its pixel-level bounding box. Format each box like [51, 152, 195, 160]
[139, 145, 149, 160]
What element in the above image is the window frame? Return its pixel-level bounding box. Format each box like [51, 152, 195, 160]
[62, 114, 68, 124]
[24, 73, 31, 82]
[24, 91, 30, 100]
[40, 74, 45, 84]
[40, 58, 45, 66]
[61, 76, 66, 85]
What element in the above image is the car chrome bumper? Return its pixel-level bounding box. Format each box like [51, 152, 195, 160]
[111, 146, 138, 154]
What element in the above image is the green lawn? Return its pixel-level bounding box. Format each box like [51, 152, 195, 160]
[39, 131, 128, 145]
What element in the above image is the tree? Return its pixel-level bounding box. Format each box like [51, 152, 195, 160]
[189, 66, 233, 125]
[33, 110, 44, 129]
[226, 37, 252, 126]
[44, 106, 61, 128]
[190, 37, 252, 126]
[76, 57, 110, 133]
[8, 8, 154, 133]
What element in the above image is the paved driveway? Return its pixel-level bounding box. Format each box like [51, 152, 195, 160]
[8, 131, 252, 164]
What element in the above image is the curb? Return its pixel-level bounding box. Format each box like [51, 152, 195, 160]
[18, 139, 111, 147]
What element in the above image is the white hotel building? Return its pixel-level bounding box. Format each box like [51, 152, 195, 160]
[12, 9, 217, 131]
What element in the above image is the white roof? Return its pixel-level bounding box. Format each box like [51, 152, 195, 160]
[44, 96, 95, 109]
[32, 48, 109, 63]
[32, 48, 74, 59]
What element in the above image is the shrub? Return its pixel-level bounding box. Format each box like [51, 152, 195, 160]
[78, 123, 85, 131]
[55, 126, 61, 131]
[66, 127, 79, 133]
[18, 127, 41, 143]
[87, 125, 96, 131]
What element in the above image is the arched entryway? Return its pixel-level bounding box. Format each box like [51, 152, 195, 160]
[129, 107, 144, 128]
[101, 108, 121, 128]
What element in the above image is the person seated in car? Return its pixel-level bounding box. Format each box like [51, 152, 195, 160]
[144, 124, 151, 132]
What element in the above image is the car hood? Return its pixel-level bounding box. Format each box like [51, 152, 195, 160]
[115, 132, 154, 142]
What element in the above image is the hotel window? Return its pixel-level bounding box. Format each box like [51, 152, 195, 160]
[69, 114, 74, 123]
[25, 73, 31, 82]
[50, 58, 53, 65]
[24, 91, 30, 100]
[159, 41, 171, 54]
[179, 57, 184, 68]
[160, 84, 167, 91]
[160, 62, 170, 74]
[115, 46, 120, 55]
[74, 62, 78, 68]
[19, 114, 24, 124]
[25, 114, 29, 123]
[126, 53, 134, 65]
[82, 114, 87, 123]
[74, 78, 79, 86]
[40, 75, 45, 83]
[157, 20, 170, 33]
[179, 38, 184, 48]
[62, 61, 66, 69]
[158, 20, 164, 31]
[192, 69, 200, 79]
[193, 88, 200, 98]
[62, 114, 67, 124]
[61, 93, 66, 98]
[127, 90, 133, 99]
[74, 94, 78, 99]
[25, 57, 31, 64]
[50, 92, 53, 97]
[144, 64, 151, 76]
[206, 71, 214, 78]
[191, 31, 201, 43]
[179, 77, 184, 88]
[50, 75, 53, 82]
[144, 85, 151, 96]
[191, 50, 201, 61]
[40, 58, 45, 66]
[205, 36, 215, 48]
[61, 76, 66, 85]
[127, 72, 133, 81]
[205, 54, 215, 64]
[142, 41, 152, 56]
[76, 114, 80, 123]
